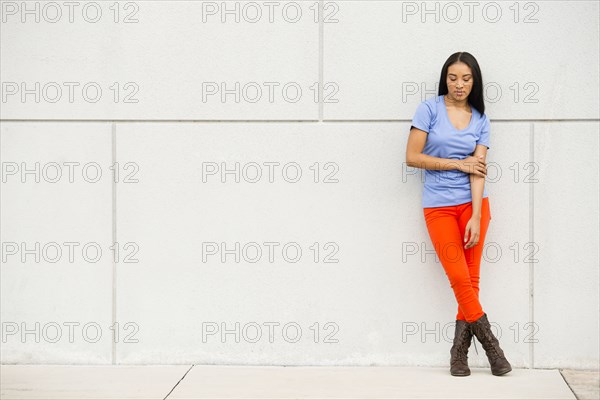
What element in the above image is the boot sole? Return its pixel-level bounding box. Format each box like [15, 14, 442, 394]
[451, 371, 471, 376]
[492, 367, 512, 376]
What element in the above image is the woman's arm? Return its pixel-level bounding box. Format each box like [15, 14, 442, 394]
[406, 127, 486, 176]
[469, 144, 489, 218]
[463, 144, 489, 249]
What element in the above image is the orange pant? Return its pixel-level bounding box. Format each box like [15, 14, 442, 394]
[423, 197, 491, 323]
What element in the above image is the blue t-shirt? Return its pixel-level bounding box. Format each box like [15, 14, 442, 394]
[410, 95, 490, 208]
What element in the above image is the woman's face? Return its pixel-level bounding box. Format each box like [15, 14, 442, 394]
[446, 62, 473, 101]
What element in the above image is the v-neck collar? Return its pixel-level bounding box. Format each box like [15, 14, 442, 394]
[442, 95, 473, 132]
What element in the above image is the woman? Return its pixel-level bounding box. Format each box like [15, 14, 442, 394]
[405, 52, 512, 377]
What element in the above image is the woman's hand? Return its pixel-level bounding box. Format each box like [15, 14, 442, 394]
[459, 155, 486, 177]
[464, 217, 481, 249]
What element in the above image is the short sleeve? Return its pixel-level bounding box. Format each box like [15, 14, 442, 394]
[410, 101, 433, 133]
[476, 114, 491, 149]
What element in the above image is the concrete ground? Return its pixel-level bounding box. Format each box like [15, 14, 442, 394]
[0, 365, 597, 399]
[560, 369, 600, 400]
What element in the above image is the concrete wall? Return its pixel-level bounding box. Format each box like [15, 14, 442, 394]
[1, 0, 598, 369]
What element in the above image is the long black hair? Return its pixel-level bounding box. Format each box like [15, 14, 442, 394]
[438, 52, 485, 116]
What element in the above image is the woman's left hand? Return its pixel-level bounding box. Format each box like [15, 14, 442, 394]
[464, 217, 481, 249]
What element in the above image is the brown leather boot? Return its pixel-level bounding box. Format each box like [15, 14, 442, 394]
[469, 313, 512, 376]
[450, 319, 473, 376]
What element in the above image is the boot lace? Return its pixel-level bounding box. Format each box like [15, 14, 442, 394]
[451, 328, 473, 363]
[470, 322, 503, 359]
[469, 324, 479, 356]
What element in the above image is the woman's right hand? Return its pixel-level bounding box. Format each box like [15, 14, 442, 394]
[459, 155, 487, 177]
